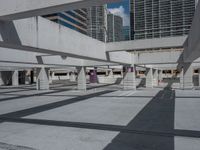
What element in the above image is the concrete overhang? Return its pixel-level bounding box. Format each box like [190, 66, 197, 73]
[106, 36, 187, 52]
[0, 0, 121, 21]
[0, 17, 132, 65]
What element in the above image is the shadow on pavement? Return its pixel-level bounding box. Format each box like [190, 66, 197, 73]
[103, 86, 175, 150]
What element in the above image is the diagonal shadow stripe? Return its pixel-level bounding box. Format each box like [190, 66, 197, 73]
[0, 88, 33, 94]
[103, 87, 176, 150]
[99, 96, 154, 98]
[0, 89, 72, 102]
[0, 90, 115, 119]
[1, 117, 200, 139]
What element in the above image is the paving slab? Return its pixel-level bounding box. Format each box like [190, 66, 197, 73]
[25, 90, 153, 126]
[0, 122, 118, 150]
[175, 90, 200, 131]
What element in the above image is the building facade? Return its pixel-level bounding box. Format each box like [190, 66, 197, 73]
[130, 0, 197, 40]
[44, 6, 107, 42]
[107, 13, 123, 42]
[122, 26, 130, 41]
[43, 9, 88, 35]
[87, 5, 107, 42]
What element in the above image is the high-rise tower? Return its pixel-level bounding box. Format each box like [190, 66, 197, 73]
[130, 0, 196, 40]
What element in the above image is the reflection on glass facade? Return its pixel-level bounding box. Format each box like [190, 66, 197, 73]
[43, 9, 88, 35]
[130, 0, 196, 40]
[43, 6, 107, 42]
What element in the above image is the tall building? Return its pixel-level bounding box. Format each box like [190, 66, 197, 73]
[87, 5, 107, 42]
[43, 9, 88, 35]
[130, 0, 196, 40]
[107, 12, 123, 42]
[122, 26, 130, 41]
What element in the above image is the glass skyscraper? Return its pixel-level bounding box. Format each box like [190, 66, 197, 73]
[44, 6, 107, 42]
[130, 0, 197, 40]
[107, 12, 123, 42]
[43, 9, 88, 35]
[87, 5, 107, 42]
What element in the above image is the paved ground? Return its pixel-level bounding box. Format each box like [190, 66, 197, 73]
[0, 83, 199, 150]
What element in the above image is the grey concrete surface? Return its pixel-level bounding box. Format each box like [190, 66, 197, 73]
[0, 84, 199, 150]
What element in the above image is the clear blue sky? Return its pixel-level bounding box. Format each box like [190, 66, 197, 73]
[107, 0, 129, 14]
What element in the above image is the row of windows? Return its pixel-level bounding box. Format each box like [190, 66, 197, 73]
[131, 0, 196, 40]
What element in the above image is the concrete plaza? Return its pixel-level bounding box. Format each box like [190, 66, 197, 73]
[0, 83, 199, 150]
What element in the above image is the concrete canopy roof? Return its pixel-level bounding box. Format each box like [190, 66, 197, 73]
[0, 0, 121, 20]
[0, 0, 199, 69]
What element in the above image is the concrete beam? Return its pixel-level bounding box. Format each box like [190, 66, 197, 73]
[0, 17, 131, 64]
[106, 36, 186, 52]
[0, 0, 120, 20]
[133, 50, 183, 65]
[0, 47, 122, 69]
[183, 1, 200, 62]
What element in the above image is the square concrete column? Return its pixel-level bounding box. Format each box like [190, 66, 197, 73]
[153, 69, 158, 86]
[36, 67, 49, 90]
[70, 72, 76, 82]
[0, 72, 3, 85]
[25, 70, 31, 85]
[90, 68, 98, 83]
[180, 63, 193, 89]
[77, 66, 86, 90]
[49, 71, 53, 84]
[123, 66, 136, 90]
[158, 70, 163, 83]
[199, 69, 200, 87]
[12, 70, 19, 86]
[109, 69, 114, 77]
[66, 72, 70, 80]
[146, 68, 153, 88]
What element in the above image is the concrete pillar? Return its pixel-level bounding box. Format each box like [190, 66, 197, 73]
[153, 69, 159, 86]
[180, 63, 193, 89]
[123, 66, 136, 90]
[25, 70, 31, 85]
[109, 69, 113, 77]
[77, 66, 86, 90]
[106, 70, 109, 76]
[146, 68, 153, 88]
[199, 69, 200, 86]
[12, 70, 19, 86]
[90, 68, 98, 83]
[158, 70, 163, 83]
[66, 72, 70, 80]
[49, 71, 53, 84]
[0, 72, 3, 85]
[36, 67, 49, 90]
[70, 72, 76, 82]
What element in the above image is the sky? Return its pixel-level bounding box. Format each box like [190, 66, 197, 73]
[107, 0, 130, 26]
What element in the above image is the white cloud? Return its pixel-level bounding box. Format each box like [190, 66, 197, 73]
[108, 6, 130, 26]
